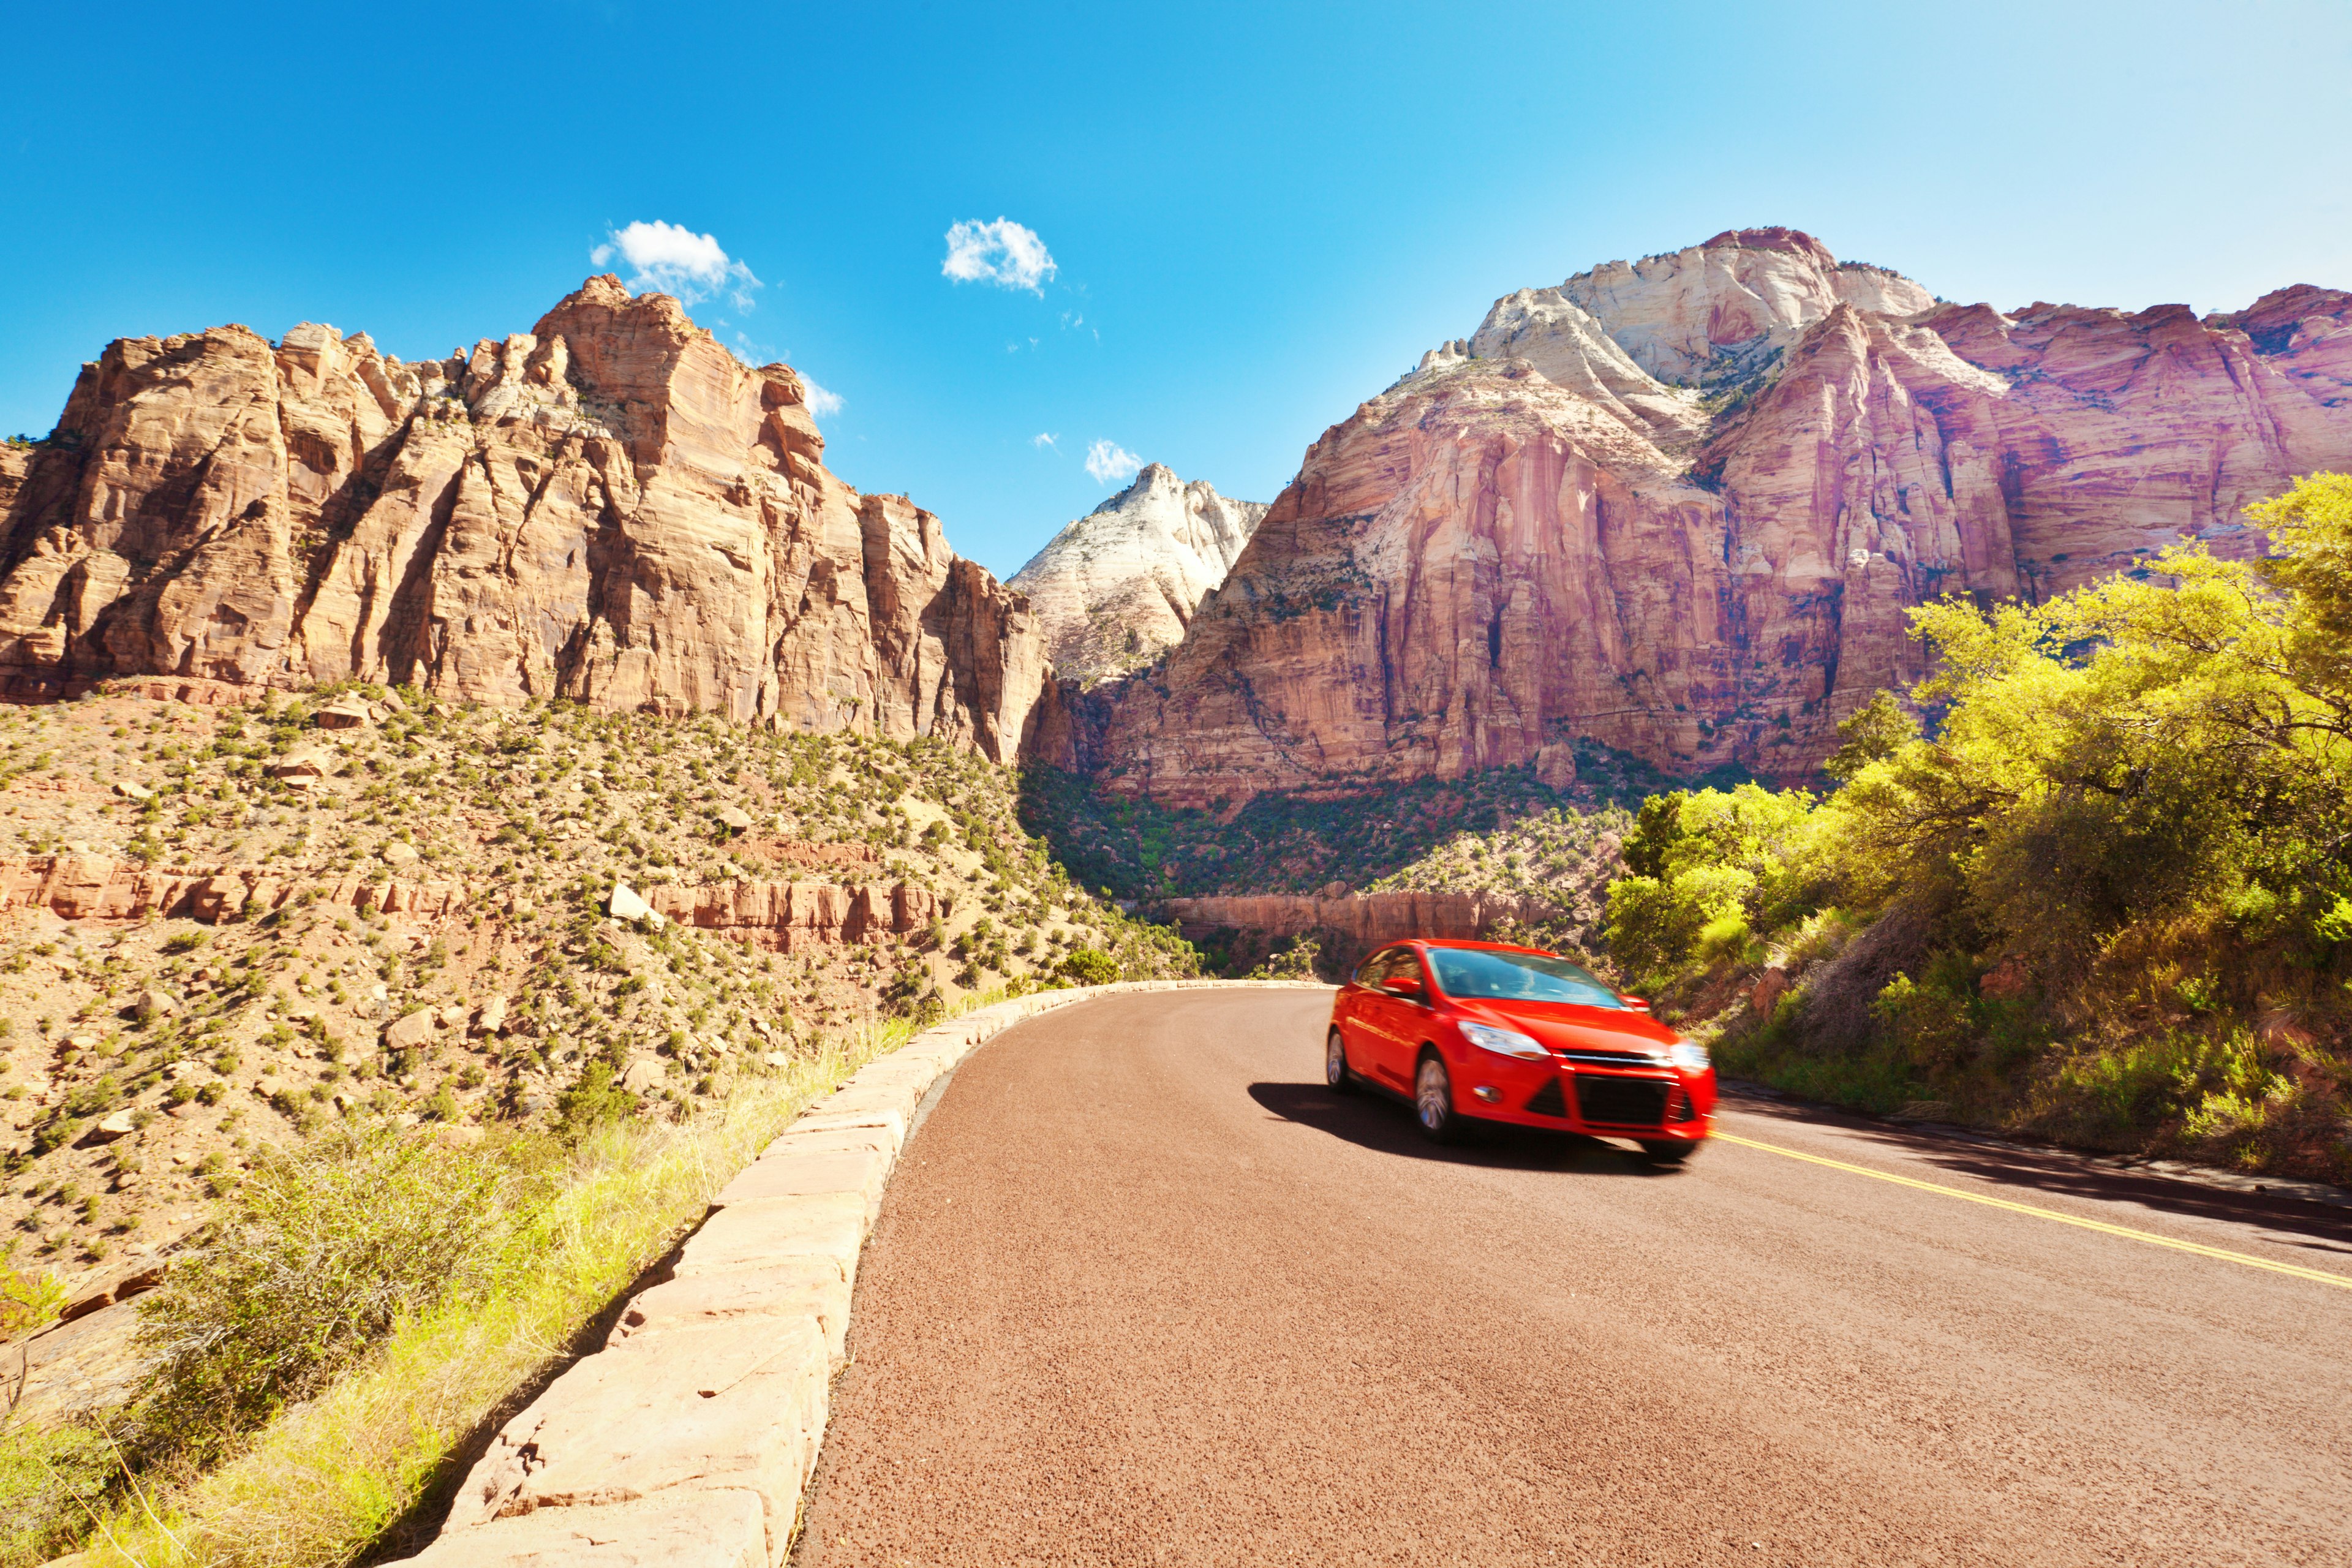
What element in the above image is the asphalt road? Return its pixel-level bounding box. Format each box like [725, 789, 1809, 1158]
[796, 989, 2352, 1567]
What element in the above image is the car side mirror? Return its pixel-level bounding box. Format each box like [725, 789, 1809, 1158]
[1618, 995, 1649, 1011]
[1381, 976, 1424, 1001]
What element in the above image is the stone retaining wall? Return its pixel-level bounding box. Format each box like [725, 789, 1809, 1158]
[391, 978, 1329, 1567]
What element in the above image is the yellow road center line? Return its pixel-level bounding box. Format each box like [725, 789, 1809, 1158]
[1715, 1132, 2352, 1292]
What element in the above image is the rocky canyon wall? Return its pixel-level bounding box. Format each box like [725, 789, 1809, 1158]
[0, 278, 1060, 761]
[1165, 888, 1569, 973]
[1094, 229, 2352, 806]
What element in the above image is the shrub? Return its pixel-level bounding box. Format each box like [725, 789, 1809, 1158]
[1248, 935, 1322, 981]
[1058, 948, 1119, 987]
[130, 1129, 511, 1467]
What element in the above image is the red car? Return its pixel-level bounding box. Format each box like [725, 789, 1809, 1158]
[1326, 938, 1715, 1160]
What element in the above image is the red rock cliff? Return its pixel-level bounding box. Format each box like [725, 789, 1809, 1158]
[1096, 232, 2352, 805]
[0, 279, 1059, 761]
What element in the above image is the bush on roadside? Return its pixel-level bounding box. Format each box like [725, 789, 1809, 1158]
[1611, 473, 2352, 1180]
[1058, 948, 1118, 987]
[129, 1125, 519, 1467]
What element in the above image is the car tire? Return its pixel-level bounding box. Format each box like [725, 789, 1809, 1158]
[1325, 1028, 1356, 1094]
[1638, 1140, 1696, 1164]
[1415, 1053, 1462, 1144]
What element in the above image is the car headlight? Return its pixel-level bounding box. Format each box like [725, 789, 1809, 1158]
[1460, 1021, 1549, 1061]
[1670, 1039, 1711, 1072]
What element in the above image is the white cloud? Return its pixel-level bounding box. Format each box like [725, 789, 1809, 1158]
[942, 217, 1057, 293]
[1084, 439, 1142, 486]
[801, 377, 843, 419]
[592, 220, 761, 309]
[1032, 432, 1059, 451]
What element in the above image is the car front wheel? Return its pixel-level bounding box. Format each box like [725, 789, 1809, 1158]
[1638, 1140, 1696, 1164]
[1415, 1054, 1462, 1144]
[1326, 1028, 1355, 1094]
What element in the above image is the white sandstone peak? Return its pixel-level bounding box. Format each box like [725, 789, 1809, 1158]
[1011, 467, 1269, 685]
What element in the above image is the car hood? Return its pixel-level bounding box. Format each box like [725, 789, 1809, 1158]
[1455, 997, 1681, 1054]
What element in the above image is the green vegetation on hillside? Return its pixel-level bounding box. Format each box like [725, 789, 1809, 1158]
[1022, 738, 1735, 903]
[0, 688, 1196, 1567]
[1607, 474, 2352, 1183]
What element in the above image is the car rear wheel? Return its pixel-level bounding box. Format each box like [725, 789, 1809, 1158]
[1415, 1054, 1462, 1144]
[1638, 1140, 1696, 1164]
[1325, 1028, 1355, 1094]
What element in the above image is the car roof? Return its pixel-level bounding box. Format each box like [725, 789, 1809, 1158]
[1396, 938, 1558, 958]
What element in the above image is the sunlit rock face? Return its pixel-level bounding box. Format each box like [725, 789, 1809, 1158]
[0, 277, 1058, 761]
[1559, 225, 1937, 387]
[1008, 463, 1265, 684]
[1093, 232, 2352, 806]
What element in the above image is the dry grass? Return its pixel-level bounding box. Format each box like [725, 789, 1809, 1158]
[58, 1000, 977, 1568]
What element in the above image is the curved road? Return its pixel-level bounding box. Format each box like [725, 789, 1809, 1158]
[797, 989, 2352, 1566]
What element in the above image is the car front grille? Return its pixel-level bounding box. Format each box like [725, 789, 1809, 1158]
[1562, 1048, 1667, 1068]
[1575, 1076, 1671, 1127]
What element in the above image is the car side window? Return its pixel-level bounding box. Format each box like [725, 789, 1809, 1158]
[1352, 948, 1398, 989]
[1392, 949, 1430, 1001]
[1389, 950, 1431, 1001]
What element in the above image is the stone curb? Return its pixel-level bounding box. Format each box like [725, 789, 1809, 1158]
[391, 978, 1330, 1566]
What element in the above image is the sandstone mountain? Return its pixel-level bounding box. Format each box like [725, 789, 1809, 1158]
[0, 278, 1058, 761]
[1094, 228, 2352, 806]
[1007, 464, 1265, 684]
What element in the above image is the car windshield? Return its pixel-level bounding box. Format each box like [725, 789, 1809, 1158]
[1425, 948, 1624, 1008]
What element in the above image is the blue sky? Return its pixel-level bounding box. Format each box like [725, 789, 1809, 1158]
[4, 1, 2347, 579]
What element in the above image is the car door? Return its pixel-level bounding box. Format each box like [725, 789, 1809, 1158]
[1356, 947, 1431, 1091]
[1336, 948, 1392, 1080]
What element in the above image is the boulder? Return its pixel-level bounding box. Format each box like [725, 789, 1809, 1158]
[715, 805, 754, 832]
[268, 749, 334, 778]
[473, 995, 510, 1035]
[111, 780, 154, 802]
[380, 841, 421, 867]
[133, 988, 180, 1017]
[383, 1010, 439, 1051]
[619, 1057, 667, 1093]
[608, 883, 663, 927]
[315, 701, 374, 730]
[91, 1109, 137, 1142]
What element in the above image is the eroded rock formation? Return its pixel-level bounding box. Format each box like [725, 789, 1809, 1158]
[0, 853, 933, 950]
[0, 279, 1057, 760]
[1008, 463, 1265, 684]
[1166, 889, 1569, 973]
[1096, 230, 2352, 805]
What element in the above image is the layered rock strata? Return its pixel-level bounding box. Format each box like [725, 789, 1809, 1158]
[0, 279, 1057, 760]
[643, 878, 941, 952]
[1166, 889, 1569, 971]
[0, 853, 932, 948]
[1008, 463, 1265, 684]
[1096, 231, 2352, 805]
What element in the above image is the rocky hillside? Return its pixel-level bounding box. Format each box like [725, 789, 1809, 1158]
[1007, 464, 1265, 684]
[0, 279, 1061, 761]
[0, 679, 1191, 1338]
[1092, 228, 2352, 805]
